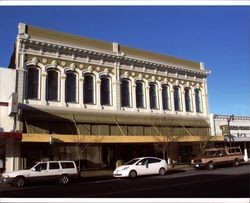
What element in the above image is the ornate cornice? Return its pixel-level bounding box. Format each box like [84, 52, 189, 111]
[19, 37, 210, 77]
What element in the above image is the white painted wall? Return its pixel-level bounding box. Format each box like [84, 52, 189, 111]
[0, 67, 16, 132]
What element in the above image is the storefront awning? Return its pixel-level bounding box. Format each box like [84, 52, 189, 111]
[22, 133, 224, 143]
[21, 105, 210, 127]
[0, 132, 22, 140]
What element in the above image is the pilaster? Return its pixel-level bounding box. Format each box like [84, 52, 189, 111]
[79, 76, 84, 108]
[96, 78, 101, 109]
[132, 83, 137, 111]
[60, 73, 66, 107]
[181, 85, 186, 113]
[158, 87, 163, 112]
[169, 84, 175, 113]
[145, 85, 150, 110]
[41, 71, 47, 105]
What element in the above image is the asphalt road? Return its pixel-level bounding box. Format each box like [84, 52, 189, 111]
[1, 164, 249, 198]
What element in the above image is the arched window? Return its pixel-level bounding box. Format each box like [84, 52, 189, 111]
[195, 89, 202, 113]
[162, 84, 170, 110]
[185, 87, 192, 112]
[65, 71, 76, 103]
[47, 69, 59, 101]
[84, 74, 94, 104]
[136, 80, 144, 108]
[27, 66, 39, 99]
[149, 82, 157, 109]
[121, 79, 131, 107]
[174, 86, 181, 111]
[101, 76, 111, 105]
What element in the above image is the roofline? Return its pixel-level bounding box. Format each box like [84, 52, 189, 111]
[18, 23, 206, 72]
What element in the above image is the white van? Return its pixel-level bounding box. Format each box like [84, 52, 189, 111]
[2, 161, 79, 187]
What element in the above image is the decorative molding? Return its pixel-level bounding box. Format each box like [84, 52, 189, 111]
[20, 38, 210, 79]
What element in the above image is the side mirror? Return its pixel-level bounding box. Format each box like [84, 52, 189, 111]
[32, 167, 41, 172]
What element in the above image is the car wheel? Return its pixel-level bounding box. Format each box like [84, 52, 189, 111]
[59, 174, 69, 184]
[13, 176, 25, 187]
[159, 167, 166, 176]
[233, 159, 240, 167]
[207, 162, 214, 170]
[129, 170, 137, 179]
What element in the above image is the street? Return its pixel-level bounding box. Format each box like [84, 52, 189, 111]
[0, 164, 249, 198]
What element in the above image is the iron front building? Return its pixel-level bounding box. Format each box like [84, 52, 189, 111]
[6, 23, 222, 171]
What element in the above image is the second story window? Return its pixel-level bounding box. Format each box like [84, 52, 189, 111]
[136, 80, 144, 108]
[84, 74, 94, 104]
[27, 66, 39, 99]
[162, 84, 170, 110]
[185, 87, 192, 112]
[101, 76, 111, 105]
[174, 85, 181, 111]
[47, 69, 58, 101]
[195, 89, 202, 113]
[149, 82, 157, 109]
[121, 79, 131, 107]
[65, 71, 76, 103]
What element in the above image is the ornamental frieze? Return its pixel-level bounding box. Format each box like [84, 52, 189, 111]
[25, 54, 114, 74]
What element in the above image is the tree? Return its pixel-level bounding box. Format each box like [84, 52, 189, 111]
[71, 114, 89, 170]
[149, 115, 186, 166]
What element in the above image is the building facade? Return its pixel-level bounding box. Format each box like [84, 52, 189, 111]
[0, 67, 22, 172]
[2, 23, 224, 171]
[210, 114, 250, 161]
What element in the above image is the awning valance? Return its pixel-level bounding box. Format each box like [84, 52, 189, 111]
[22, 134, 224, 143]
[0, 132, 22, 140]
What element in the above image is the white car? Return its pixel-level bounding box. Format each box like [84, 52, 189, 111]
[1, 161, 79, 187]
[113, 157, 168, 178]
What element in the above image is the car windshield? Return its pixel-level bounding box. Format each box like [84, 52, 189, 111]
[124, 158, 140, 165]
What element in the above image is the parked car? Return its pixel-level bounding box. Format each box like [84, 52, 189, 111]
[113, 157, 168, 178]
[191, 146, 244, 170]
[1, 161, 79, 187]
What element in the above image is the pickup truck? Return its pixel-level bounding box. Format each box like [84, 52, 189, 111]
[191, 146, 244, 170]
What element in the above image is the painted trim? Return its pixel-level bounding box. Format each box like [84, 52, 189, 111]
[22, 133, 224, 143]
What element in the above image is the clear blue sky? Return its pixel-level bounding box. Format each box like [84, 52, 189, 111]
[0, 6, 249, 116]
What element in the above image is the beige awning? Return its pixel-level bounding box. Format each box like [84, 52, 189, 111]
[22, 134, 224, 143]
[21, 106, 210, 127]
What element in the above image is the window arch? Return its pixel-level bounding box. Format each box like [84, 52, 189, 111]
[65, 71, 77, 103]
[185, 87, 192, 112]
[100, 76, 111, 105]
[84, 73, 95, 104]
[195, 89, 202, 113]
[162, 84, 170, 110]
[121, 79, 131, 107]
[27, 66, 39, 99]
[174, 85, 181, 111]
[149, 82, 158, 109]
[46, 69, 59, 101]
[135, 80, 145, 108]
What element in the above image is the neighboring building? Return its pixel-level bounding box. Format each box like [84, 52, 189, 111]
[210, 114, 250, 161]
[0, 67, 22, 172]
[2, 23, 223, 171]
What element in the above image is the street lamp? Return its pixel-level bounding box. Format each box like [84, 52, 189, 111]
[227, 114, 234, 147]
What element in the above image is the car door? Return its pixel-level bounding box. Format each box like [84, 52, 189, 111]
[47, 162, 61, 180]
[148, 158, 161, 174]
[135, 158, 150, 176]
[28, 162, 48, 182]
